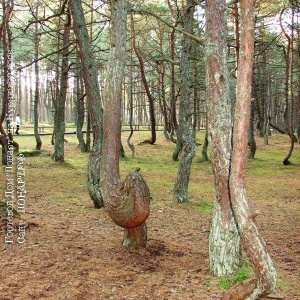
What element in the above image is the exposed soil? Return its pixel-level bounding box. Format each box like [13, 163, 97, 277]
[0, 135, 299, 300]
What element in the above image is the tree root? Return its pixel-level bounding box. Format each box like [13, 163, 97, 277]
[222, 277, 257, 300]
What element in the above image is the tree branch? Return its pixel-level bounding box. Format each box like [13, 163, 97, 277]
[130, 7, 204, 46]
[17, 42, 75, 70]
[227, 0, 239, 7]
[23, 0, 68, 32]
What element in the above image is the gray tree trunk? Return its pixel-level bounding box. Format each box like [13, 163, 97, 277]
[200, 129, 209, 162]
[70, 0, 103, 208]
[74, 60, 87, 152]
[173, 0, 197, 203]
[206, 0, 240, 276]
[53, 10, 71, 162]
[34, 2, 42, 150]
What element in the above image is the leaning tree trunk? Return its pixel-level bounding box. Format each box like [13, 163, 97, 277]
[53, 10, 71, 162]
[282, 4, 296, 165]
[130, 14, 156, 145]
[173, 0, 197, 203]
[206, 0, 240, 276]
[225, 0, 277, 299]
[70, 0, 103, 208]
[101, 0, 150, 247]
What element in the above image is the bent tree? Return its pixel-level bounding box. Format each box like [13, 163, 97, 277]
[130, 13, 156, 145]
[70, 0, 104, 208]
[207, 0, 277, 298]
[227, 0, 277, 298]
[100, 0, 150, 247]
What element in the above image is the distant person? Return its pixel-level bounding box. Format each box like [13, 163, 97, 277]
[15, 114, 21, 135]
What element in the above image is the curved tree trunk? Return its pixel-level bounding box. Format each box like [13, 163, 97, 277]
[127, 51, 135, 157]
[173, 0, 197, 203]
[130, 14, 156, 145]
[157, 61, 170, 140]
[280, 5, 296, 165]
[206, 0, 240, 276]
[70, 0, 103, 208]
[225, 0, 277, 298]
[101, 0, 150, 247]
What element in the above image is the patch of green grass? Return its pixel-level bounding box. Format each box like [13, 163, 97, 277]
[56, 161, 77, 169]
[0, 200, 20, 217]
[18, 149, 42, 157]
[217, 259, 255, 290]
[52, 193, 78, 201]
[193, 200, 214, 213]
[203, 280, 211, 287]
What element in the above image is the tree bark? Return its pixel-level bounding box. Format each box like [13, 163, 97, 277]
[200, 129, 209, 162]
[248, 98, 257, 159]
[34, 2, 42, 150]
[206, 0, 240, 276]
[52, 10, 71, 162]
[74, 59, 87, 152]
[227, 0, 277, 298]
[130, 13, 156, 145]
[70, 0, 104, 208]
[0, 0, 13, 135]
[127, 50, 135, 157]
[100, 0, 150, 247]
[169, 28, 178, 136]
[279, 5, 296, 165]
[173, 0, 197, 203]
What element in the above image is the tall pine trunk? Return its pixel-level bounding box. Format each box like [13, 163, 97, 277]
[226, 0, 277, 298]
[34, 2, 42, 150]
[53, 10, 71, 162]
[206, 0, 240, 276]
[173, 0, 197, 203]
[70, 0, 103, 208]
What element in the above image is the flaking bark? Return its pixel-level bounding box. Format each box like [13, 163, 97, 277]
[206, 0, 240, 276]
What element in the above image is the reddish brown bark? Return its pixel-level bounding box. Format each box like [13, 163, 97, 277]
[100, 0, 150, 247]
[227, 0, 277, 298]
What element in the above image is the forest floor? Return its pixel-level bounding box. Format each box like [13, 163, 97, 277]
[0, 131, 300, 300]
